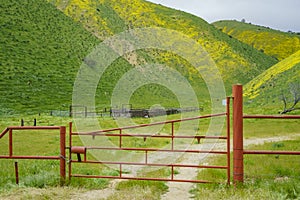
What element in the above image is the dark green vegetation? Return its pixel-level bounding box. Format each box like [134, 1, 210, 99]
[213, 20, 300, 61]
[1, 0, 280, 115]
[0, 0, 99, 115]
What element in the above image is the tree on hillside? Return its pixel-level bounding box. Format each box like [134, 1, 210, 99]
[280, 82, 300, 114]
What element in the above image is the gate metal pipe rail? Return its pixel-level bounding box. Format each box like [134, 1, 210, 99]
[243, 114, 300, 156]
[232, 84, 300, 184]
[69, 100, 231, 184]
[0, 126, 66, 184]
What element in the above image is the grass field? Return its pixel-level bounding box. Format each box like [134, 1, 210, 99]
[1, 0, 299, 199]
[0, 114, 299, 199]
[192, 138, 300, 199]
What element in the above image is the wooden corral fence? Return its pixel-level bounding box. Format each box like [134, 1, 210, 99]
[68, 104, 202, 118]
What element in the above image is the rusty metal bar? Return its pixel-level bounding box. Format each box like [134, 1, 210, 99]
[145, 150, 148, 164]
[0, 128, 9, 139]
[171, 122, 174, 150]
[226, 96, 231, 185]
[243, 115, 300, 119]
[72, 132, 227, 140]
[72, 160, 228, 169]
[0, 125, 67, 186]
[233, 84, 244, 184]
[69, 122, 72, 181]
[72, 113, 226, 135]
[71, 174, 214, 184]
[119, 129, 122, 148]
[7, 126, 61, 130]
[84, 147, 228, 154]
[71, 146, 86, 154]
[60, 126, 66, 185]
[69, 112, 230, 184]
[244, 150, 300, 155]
[9, 129, 13, 157]
[15, 162, 19, 185]
[0, 155, 60, 159]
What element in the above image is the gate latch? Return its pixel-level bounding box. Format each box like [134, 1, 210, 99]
[71, 146, 87, 162]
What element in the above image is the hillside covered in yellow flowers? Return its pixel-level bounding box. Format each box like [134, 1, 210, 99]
[243, 50, 300, 113]
[213, 20, 300, 113]
[213, 20, 300, 61]
[47, 0, 277, 88]
[1, 0, 299, 114]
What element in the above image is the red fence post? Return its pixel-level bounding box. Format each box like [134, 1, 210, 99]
[9, 129, 13, 157]
[60, 126, 66, 185]
[226, 97, 231, 185]
[233, 84, 244, 184]
[69, 122, 72, 181]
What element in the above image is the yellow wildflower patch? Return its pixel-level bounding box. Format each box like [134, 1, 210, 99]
[244, 50, 300, 98]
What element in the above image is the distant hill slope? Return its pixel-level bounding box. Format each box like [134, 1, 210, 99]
[213, 20, 300, 61]
[0, 0, 278, 115]
[0, 0, 99, 114]
[244, 50, 300, 114]
[48, 0, 277, 88]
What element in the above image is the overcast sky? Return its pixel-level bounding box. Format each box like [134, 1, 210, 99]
[147, 0, 300, 32]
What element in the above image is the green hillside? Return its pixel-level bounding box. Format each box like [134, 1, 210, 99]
[0, 0, 99, 115]
[1, 0, 278, 115]
[244, 50, 300, 114]
[213, 20, 300, 61]
[48, 0, 277, 88]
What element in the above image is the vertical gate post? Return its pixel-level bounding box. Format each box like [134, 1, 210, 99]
[60, 126, 66, 185]
[9, 129, 13, 157]
[226, 97, 231, 185]
[233, 84, 244, 184]
[68, 122, 72, 181]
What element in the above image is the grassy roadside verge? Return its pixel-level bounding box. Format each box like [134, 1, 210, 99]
[191, 138, 300, 199]
[0, 114, 186, 198]
[0, 115, 299, 199]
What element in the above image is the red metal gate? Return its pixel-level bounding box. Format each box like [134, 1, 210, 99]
[232, 85, 300, 184]
[69, 98, 231, 184]
[1, 85, 299, 186]
[0, 126, 66, 184]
